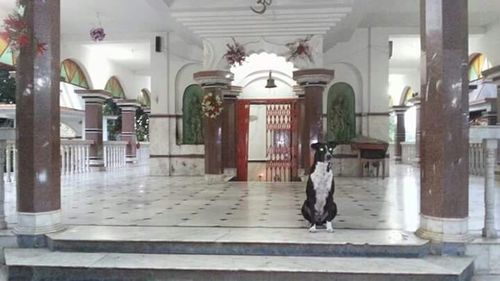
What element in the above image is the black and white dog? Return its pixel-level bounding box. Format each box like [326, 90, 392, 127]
[301, 142, 338, 233]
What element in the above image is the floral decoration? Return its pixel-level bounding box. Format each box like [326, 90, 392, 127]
[224, 37, 246, 66]
[1, 2, 47, 56]
[285, 35, 314, 63]
[90, 27, 106, 42]
[202, 92, 223, 119]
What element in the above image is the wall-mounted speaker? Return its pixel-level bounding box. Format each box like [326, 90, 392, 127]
[388, 40, 393, 59]
[155, 36, 162, 53]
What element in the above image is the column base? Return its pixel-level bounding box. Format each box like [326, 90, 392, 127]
[205, 174, 226, 184]
[14, 210, 65, 236]
[416, 215, 470, 243]
[126, 156, 137, 164]
[89, 159, 106, 171]
[0, 215, 7, 229]
[482, 228, 499, 238]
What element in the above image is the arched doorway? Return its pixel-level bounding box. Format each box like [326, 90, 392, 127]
[326, 82, 356, 144]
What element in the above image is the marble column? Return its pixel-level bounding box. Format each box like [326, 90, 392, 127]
[222, 86, 240, 178]
[294, 85, 306, 178]
[392, 105, 409, 163]
[482, 139, 498, 238]
[14, 0, 64, 245]
[194, 70, 234, 183]
[408, 96, 421, 163]
[116, 100, 141, 163]
[293, 69, 334, 173]
[75, 90, 112, 171]
[416, 0, 470, 246]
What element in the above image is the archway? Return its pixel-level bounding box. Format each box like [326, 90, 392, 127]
[326, 82, 356, 144]
[182, 84, 204, 144]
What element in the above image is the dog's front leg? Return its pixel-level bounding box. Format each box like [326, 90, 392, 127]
[308, 224, 317, 233]
[326, 221, 333, 232]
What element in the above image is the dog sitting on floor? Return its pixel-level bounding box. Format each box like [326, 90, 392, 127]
[301, 142, 338, 233]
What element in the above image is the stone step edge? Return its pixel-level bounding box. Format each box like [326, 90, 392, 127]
[5, 248, 474, 276]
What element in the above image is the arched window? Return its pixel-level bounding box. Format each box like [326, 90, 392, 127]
[326, 82, 356, 144]
[399, 86, 414, 106]
[105, 76, 125, 98]
[469, 53, 492, 82]
[0, 33, 15, 66]
[137, 88, 151, 107]
[182, 84, 204, 144]
[60, 59, 90, 89]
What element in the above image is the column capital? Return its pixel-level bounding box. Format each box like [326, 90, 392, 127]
[223, 86, 242, 98]
[75, 90, 112, 103]
[293, 68, 334, 87]
[391, 105, 410, 114]
[408, 96, 421, 106]
[116, 99, 142, 111]
[293, 85, 305, 97]
[194, 70, 233, 88]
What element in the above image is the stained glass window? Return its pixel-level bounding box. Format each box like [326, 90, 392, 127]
[469, 53, 492, 82]
[105, 76, 125, 98]
[182, 84, 204, 144]
[60, 59, 90, 89]
[0, 33, 15, 66]
[138, 88, 151, 107]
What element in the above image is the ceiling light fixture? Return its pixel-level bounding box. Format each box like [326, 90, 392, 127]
[250, 0, 272, 15]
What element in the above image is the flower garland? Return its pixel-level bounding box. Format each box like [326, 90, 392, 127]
[224, 37, 246, 66]
[202, 92, 223, 119]
[285, 35, 314, 63]
[1, 2, 47, 56]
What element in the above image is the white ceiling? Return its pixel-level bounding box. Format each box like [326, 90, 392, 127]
[1, 0, 500, 74]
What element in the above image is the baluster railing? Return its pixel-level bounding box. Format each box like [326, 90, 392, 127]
[103, 141, 127, 168]
[60, 140, 93, 175]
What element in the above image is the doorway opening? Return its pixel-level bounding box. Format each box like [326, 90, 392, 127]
[236, 99, 299, 182]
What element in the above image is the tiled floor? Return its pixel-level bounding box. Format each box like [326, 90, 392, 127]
[2, 163, 498, 232]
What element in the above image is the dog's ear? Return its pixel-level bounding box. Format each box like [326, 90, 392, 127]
[328, 141, 337, 150]
[311, 142, 321, 150]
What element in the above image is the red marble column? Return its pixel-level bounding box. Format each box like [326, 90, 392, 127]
[222, 86, 240, 177]
[293, 69, 334, 173]
[417, 0, 469, 245]
[14, 0, 64, 242]
[194, 70, 233, 183]
[75, 90, 112, 171]
[116, 100, 141, 163]
[392, 105, 409, 163]
[294, 86, 306, 177]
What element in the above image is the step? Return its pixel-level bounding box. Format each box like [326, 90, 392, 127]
[5, 248, 474, 281]
[47, 225, 430, 258]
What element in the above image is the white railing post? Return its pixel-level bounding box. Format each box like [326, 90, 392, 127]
[482, 139, 498, 238]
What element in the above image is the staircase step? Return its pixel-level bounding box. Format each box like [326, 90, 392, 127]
[5, 248, 474, 281]
[47, 225, 429, 257]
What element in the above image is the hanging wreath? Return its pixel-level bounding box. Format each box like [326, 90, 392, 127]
[285, 35, 314, 63]
[202, 92, 223, 119]
[224, 37, 246, 66]
[2, 3, 47, 56]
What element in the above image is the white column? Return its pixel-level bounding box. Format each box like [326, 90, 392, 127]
[61, 146, 66, 175]
[6, 143, 12, 182]
[149, 32, 171, 175]
[0, 140, 7, 229]
[483, 139, 498, 238]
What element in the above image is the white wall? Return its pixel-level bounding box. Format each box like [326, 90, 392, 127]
[471, 19, 500, 65]
[324, 27, 391, 141]
[61, 42, 151, 99]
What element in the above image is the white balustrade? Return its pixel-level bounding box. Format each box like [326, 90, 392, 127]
[400, 142, 417, 165]
[469, 141, 484, 176]
[60, 140, 93, 175]
[104, 141, 127, 168]
[137, 142, 150, 164]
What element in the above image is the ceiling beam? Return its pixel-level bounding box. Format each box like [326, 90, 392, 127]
[171, 7, 352, 18]
[182, 18, 342, 27]
[199, 31, 328, 38]
[191, 23, 337, 31]
[194, 27, 332, 34]
[176, 13, 347, 22]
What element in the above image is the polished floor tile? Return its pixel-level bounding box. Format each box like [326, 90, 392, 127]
[2, 163, 498, 232]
